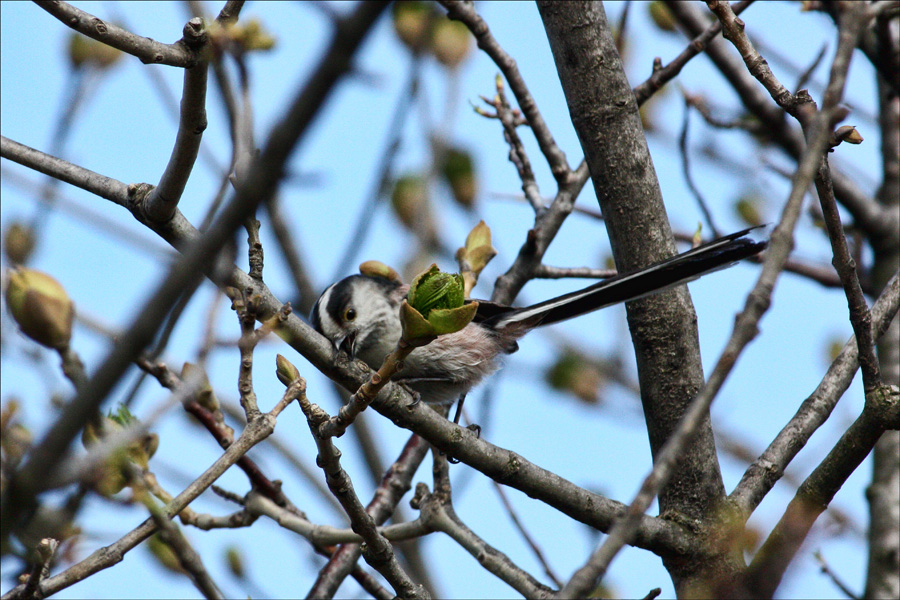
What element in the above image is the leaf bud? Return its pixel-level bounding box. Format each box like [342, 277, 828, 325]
[275, 354, 301, 387]
[68, 32, 122, 69]
[359, 260, 402, 283]
[392, 1, 434, 52]
[648, 1, 677, 32]
[182, 362, 218, 412]
[391, 175, 429, 231]
[430, 19, 471, 68]
[407, 265, 464, 318]
[441, 147, 477, 209]
[5, 268, 74, 350]
[3, 222, 36, 265]
[834, 125, 863, 145]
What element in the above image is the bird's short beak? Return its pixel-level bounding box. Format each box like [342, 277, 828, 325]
[334, 331, 357, 360]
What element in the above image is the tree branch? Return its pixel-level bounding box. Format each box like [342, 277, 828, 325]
[144, 18, 210, 223]
[36, 0, 200, 67]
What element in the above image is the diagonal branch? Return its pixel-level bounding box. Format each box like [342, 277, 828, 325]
[742, 385, 900, 597]
[0, 0, 388, 552]
[730, 268, 900, 520]
[36, 0, 200, 67]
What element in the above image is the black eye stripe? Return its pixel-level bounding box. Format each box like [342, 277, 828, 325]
[325, 278, 355, 326]
[317, 274, 403, 328]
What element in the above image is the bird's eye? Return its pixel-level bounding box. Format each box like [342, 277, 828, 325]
[344, 308, 356, 322]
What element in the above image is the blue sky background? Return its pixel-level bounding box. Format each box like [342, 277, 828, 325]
[1, 1, 885, 598]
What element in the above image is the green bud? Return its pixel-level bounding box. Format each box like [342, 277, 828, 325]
[735, 196, 764, 227]
[407, 265, 465, 318]
[3, 423, 32, 464]
[68, 32, 122, 69]
[109, 404, 137, 427]
[456, 221, 497, 297]
[430, 19, 471, 68]
[546, 350, 603, 404]
[392, 1, 434, 52]
[400, 265, 478, 343]
[236, 19, 276, 52]
[3, 222, 36, 265]
[181, 362, 218, 411]
[399, 300, 438, 345]
[391, 175, 429, 231]
[401, 300, 477, 343]
[275, 354, 300, 386]
[359, 260, 402, 284]
[648, 2, 677, 32]
[225, 545, 245, 579]
[95, 452, 129, 496]
[5, 268, 74, 350]
[458, 221, 496, 274]
[422, 303, 478, 335]
[441, 148, 477, 209]
[147, 533, 186, 574]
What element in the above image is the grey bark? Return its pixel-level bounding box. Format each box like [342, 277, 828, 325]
[536, 1, 742, 595]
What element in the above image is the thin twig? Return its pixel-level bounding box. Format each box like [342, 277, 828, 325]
[633, 0, 754, 106]
[440, 0, 572, 182]
[813, 550, 861, 600]
[729, 268, 899, 520]
[533, 264, 617, 280]
[679, 96, 721, 236]
[296, 392, 429, 599]
[491, 480, 563, 587]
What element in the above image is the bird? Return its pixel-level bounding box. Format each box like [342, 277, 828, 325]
[311, 226, 767, 407]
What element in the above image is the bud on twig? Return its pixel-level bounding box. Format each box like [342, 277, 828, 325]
[3, 222, 36, 265]
[834, 125, 863, 145]
[440, 147, 477, 209]
[430, 19, 471, 67]
[275, 354, 301, 387]
[359, 260, 402, 283]
[400, 265, 477, 344]
[182, 362, 218, 411]
[5, 268, 74, 350]
[456, 221, 497, 297]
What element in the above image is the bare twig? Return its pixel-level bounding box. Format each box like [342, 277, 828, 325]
[633, 0, 753, 106]
[668, 1, 891, 239]
[679, 96, 721, 236]
[410, 455, 553, 598]
[0, 1, 387, 547]
[296, 391, 429, 599]
[307, 433, 430, 599]
[440, 0, 572, 182]
[331, 56, 422, 281]
[813, 550, 861, 600]
[486, 75, 544, 213]
[20, 538, 57, 600]
[491, 480, 563, 587]
[533, 264, 617, 280]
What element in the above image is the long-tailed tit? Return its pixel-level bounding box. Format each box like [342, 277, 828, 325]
[311, 226, 766, 406]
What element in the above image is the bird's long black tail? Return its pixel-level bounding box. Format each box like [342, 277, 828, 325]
[486, 226, 767, 331]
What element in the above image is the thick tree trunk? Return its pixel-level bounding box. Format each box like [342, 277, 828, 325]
[536, 1, 743, 595]
[865, 76, 900, 600]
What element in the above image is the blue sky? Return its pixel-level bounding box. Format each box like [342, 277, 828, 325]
[1, 2, 883, 598]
